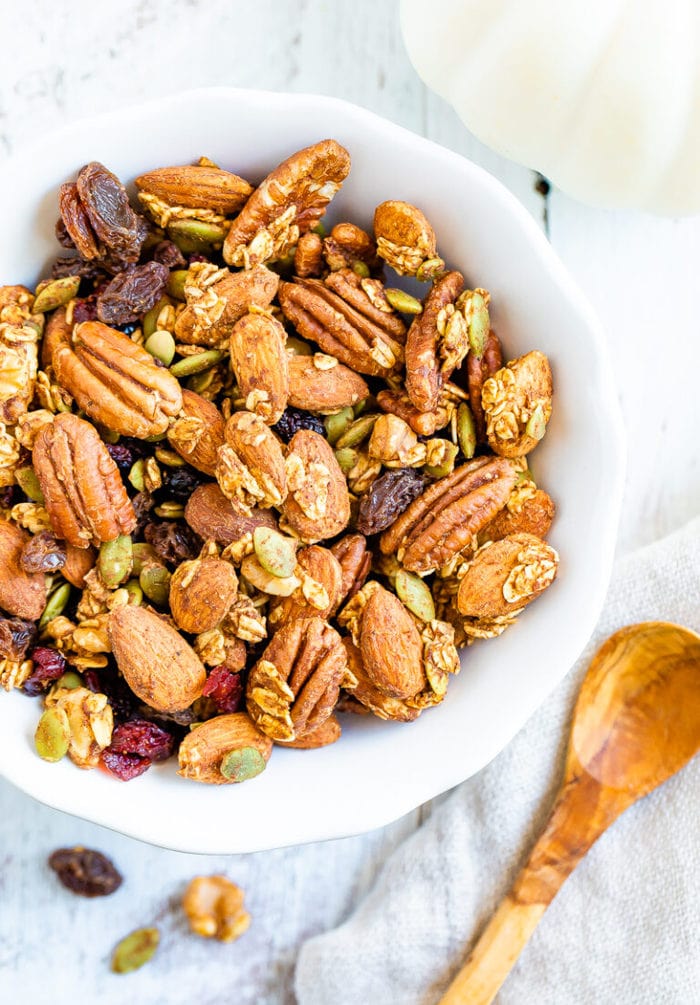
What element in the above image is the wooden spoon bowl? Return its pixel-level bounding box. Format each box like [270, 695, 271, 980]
[440, 622, 700, 1005]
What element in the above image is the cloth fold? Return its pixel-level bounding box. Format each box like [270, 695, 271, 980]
[295, 516, 700, 1005]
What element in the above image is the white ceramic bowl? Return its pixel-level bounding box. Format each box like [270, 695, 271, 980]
[0, 88, 624, 853]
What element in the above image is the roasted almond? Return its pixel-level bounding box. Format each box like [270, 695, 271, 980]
[229, 312, 289, 424]
[216, 411, 287, 512]
[0, 520, 47, 620]
[135, 164, 253, 215]
[167, 389, 225, 475]
[287, 353, 368, 413]
[178, 712, 272, 784]
[282, 429, 350, 542]
[174, 264, 279, 346]
[457, 532, 559, 619]
[169, 556, 238, 635]
[268, 545, 343, 629]
[184, 483, 277, 550]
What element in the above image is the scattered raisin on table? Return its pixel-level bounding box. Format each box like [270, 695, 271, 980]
[273, 407, 326, 443]
[48, 847, 123, 897]
[356, 468, 426, 535]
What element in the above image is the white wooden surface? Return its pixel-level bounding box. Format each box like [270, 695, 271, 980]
[0, 2, 697, 1003]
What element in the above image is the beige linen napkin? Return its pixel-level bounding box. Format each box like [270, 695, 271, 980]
[295, 516, 700, 1005]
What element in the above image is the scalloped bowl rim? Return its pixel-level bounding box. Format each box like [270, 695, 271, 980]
[0, 87, 625, 853]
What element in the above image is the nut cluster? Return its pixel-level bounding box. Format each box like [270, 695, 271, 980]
[0, 139, 557, 786]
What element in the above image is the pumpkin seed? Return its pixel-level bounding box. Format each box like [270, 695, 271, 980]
[111, 927, 160, 974]
[170, 349, 226, 378]
[384, 288, 422, 315]
[56, 670, 82, 690]
[253, 527, 298, 579]
[33, 275, 81, 314]
[324, 407, 355, 445]
[128, 459, 145, 493]
[220, 746, 267, 782]
[34, 707, 70, 762]
[142, 296, 170, 340]
[456, 402, 477, 460]
[39, 583, 71, 630]
[139, 565, 171, 606]
[123, 579, 143, 606]
[310, 221, 327, 237]
[240, 555, 300, 597]
[464, 289, 490, 357]
[424, 441, 459, 478]
[168, 219, 227, 253]
[335, 414, 378, 449]
[98, 535, 133, 589]
[334, 447, 358, 475]
[131, 544, 158, 576]
[144, 330, 176, 366]
[154, 445, 185, 467]
[395, 569, 435, 622]
[525, 403, 547, 441]
[415, 257, 446, 282]
[15, 466, 44, 503]
[351, 260, 370, 278]
[154, 501, 184, 519]
[167, 269, 188, 301]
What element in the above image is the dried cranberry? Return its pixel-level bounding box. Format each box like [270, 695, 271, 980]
[356, 468, 426, 535]
[22, 646, 67, 695]
[84, 666, 136, 723]
[20, 531, 67, 574]
[96, 261, 169, 326]
[273, 407, 326, 443]
[105, 443, 136, 474]
[202, 666, 244, 714]
[151, 240, 186, 269]
[71, 295, 98, 324]
[144, 521, 201, 566]
[109, 718, 175, 761]
[102, 749, 151, 780]
[0, 617, 37, 662]
[49, 846, 123, 896]
[161, 466, 206, 502]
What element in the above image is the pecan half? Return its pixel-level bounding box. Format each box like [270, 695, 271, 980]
[223, 139, 351, 268]
[379, 456, 516, 574]
[404, 271, 466, 413]
[329, 533, 371, 609]
[457, 532, 559, 622]
[33, 413, 136, 549]
[287, 353, 368, 414]
[53, 322, 182, 437]
[373, 200, 443, 278]
[482, 351, 553, 458]
[167, 389, 225, 475]
[135, 164, 253, 216]
[0, 520, 47, 620]
[41, 304, 71, 369]
[229, 313, 289, 424]
[323, 222, 379, 274]
[282, 429, 350, 542]
[278, 271, 405, 377]
[376, 388, 450, 436]
[276, 714, 341, 749]
[268, 545, 343, 629]
[294, 231, 324, 278]
[246, 616, 351, 741]
[466, 328, 502, 443]
[216, 411, 287, 512]
[174, 264, 279, 346]
[184, 483, 277, 552]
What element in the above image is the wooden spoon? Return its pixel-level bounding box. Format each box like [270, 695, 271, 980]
[440, 621, 700, 1005]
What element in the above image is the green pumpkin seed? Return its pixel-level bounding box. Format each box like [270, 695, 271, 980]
[384, 288, 423, 315]
[98, 535, 133, 590]
[128, 458, 145, 493]
[32, 275, 81, 314]
[154, 445, 185, 467]
[154, 502, 184, 519]
[310, 221, 327, 237]
[144, 431, 168, 443]
[456, 403, 477, 460]
[424, 441, 459, 479]
[415, 257, 446, 282]
[142, 296, 170, 340]
[515, 467, 534, 486]
[170, 350, 226, 378]
[98, 425, 121, 445]
[395, 569, 435, 622]
[144, 330, 176, 366]
[123, 579, 143, 606]
[139, 565, 171, 606]
[220, 746, 267, 782]
[464, 289, 490, 357]
[324, 407, 355, 445]
[335, 414, 378, 450]
[525, 403, 547, 442]
[353, 396, 373, 418]
[111, 927, 160, 974]
[56, 670, 83, 690]
[167, 270, 189, 301]
[253, 527, 298, 579]
[334, 447, 358, 475]
[168, 219, 227, 253]
[351, 260, 370, 278]
[39, 583, 71, 630]
[131, 544, 158, 576]
[34, 707, 70, 762]
[15, 466, 44, 503]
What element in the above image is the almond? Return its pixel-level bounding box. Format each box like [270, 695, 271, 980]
[229, 313, 289, 424]
[287, 353, 368, 413]
[184, 483, 277, 548]
[135, 164, 253, 215]
[174, 265, 280, 346]
[61, 543, 97, 589]
[0, 520, 47, 620]
[282, 429, 350, 542]
[216, 411, 287, 512]
[169, 557, 238, 635]
[268, 545, 343, 629]
[167, 389, 225, 475]
[457, 532, 558, 619]
[356, 583, 425, 700]
[178, 712, 272, 785]
[108, 605, 206, 712]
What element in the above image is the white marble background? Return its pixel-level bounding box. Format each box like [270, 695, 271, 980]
[1, 2, 698, 1003]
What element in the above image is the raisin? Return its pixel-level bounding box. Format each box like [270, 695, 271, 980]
[202, 666, 244, 714]
[96, 262, 169, 326]
[109, 718, 175, 761]
[23, 646, 67, 696]
[356, 468, 426, 535]
[161, 466, 206, 502]
[71, 295, 99, 324]
[51, 256, 106, 282]
[105, 442, 137, 474]
[20, 531, 67, 574]
[58, 182, 100, 260]
[151, 240, 186, 269]
[102, 749, 151, 780]
[0, 616, 37, 662]
[131, 491, 156, 533]
[0, 485, 19, 508]
[144, 521, 202, 566]
[48, 847, 123, 897]
[76, 162, 148, 264]
[273, 407, 326, 443]
[55, 217, 75, 249]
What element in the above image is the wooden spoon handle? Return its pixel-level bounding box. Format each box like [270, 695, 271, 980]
[438, 891, 546, 1005]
